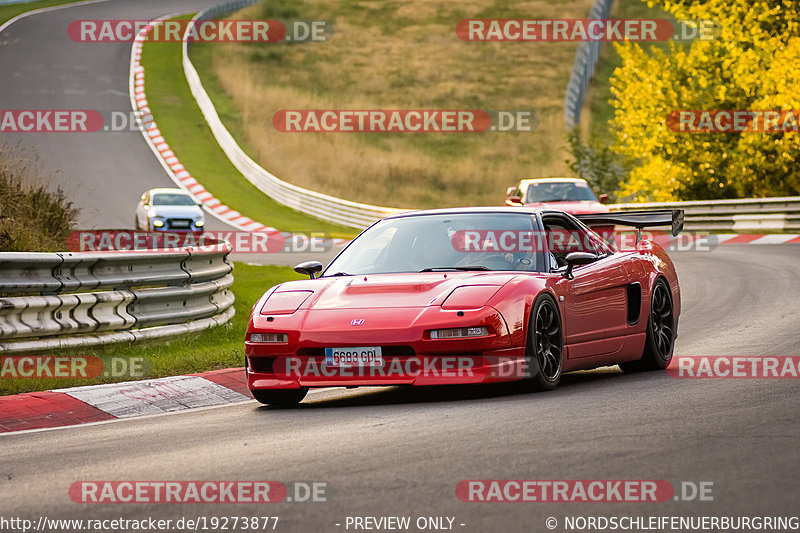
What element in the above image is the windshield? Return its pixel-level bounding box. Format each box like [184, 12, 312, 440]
[524, 181, 598, 203]
[324, 213, 547, 275]
[152, 193, 196, 206]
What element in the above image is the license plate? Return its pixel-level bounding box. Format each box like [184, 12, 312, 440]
[325, 347, 383, 368]
[171, 220, 190, 228]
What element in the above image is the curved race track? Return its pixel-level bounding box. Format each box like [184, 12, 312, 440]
[0, 0, 343, 265]
[1, 2, 798, 532]
[0, 0, 222, 229]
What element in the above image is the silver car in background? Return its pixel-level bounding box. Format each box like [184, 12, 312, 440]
[135, 188, 205, 232]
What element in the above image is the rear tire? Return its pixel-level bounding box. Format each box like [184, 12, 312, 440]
[620, 278, 675, 373]
[524, 294, 563, 391]
[251, 388, 308, 407]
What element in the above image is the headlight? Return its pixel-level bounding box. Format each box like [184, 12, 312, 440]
[152, 219, 164, 227]
[249, 332, 288, 343]
[195, 219, 204, 227]
[259, 290, 313, 315]
[442, 285, 502, 310]
[429, 326, 489, 339]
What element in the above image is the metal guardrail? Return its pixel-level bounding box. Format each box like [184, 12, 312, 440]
[0, 242, 235, 353]
[612, 196, 800, 232]
[564, 0, 614, 129]
[182, 0, 405, 229]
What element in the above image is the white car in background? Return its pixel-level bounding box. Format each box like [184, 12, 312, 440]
[135, 188, 205, 232]
[505, 177, 610, 215]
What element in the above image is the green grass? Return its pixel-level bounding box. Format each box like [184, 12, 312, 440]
[0, 0, 85, 26]
[187, 0, 592, 208]
[0, 263, 304, 396]
[140, 16, 358, 239]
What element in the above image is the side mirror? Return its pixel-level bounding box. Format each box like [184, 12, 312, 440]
[294, 261, 323, 279]
[563, 252, 599, 279]
[599, 194, 610, 204]
[506, 195, 523, 206]
[505, 186, 517, 196]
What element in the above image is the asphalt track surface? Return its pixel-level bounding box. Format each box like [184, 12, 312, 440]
[0, 0, 344, 266]
[2, 245, 799, 532]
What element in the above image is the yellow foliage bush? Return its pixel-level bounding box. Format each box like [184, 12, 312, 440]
[611, 0, 800, 200]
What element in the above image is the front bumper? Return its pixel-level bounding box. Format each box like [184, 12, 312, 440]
[247, 348, 527, 389]
[246, 306, 526, 389]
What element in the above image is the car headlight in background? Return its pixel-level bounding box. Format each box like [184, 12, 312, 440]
[249, 333, 288, 343]
[429, 326, 489, 339]
[259, 291, 314, 315]
[195, 219, 204, 227]
[152, 218, 165, 227]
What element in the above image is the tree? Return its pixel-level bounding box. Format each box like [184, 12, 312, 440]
[566, 128, 629, 201]
[610, 0, 800, 201]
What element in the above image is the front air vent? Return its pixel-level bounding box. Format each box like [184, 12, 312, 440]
[167, 218, 193, 230]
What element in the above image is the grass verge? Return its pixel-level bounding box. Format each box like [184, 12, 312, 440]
[191, 0, 594, 209]
[0, 143, 79, 252]
[0, 263, 304, 396]
[140, 16, 358, 239]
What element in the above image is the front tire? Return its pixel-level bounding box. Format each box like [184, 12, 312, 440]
[251, 388, 308, 407]
[524, 295, 563, 391]
[620, 278, 675, 372]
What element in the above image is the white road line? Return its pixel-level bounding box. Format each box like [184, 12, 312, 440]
[0, 0, 113, 35]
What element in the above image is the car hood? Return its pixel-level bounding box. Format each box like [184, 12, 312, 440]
[262, 272, 520, 311]
[523, 200, 610, 215]
[148, 205, 203, 218]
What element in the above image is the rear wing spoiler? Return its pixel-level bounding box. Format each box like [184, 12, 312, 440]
[575, 209, 685, 237]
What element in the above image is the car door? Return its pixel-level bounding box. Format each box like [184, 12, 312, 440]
[542, 212, 635, 357]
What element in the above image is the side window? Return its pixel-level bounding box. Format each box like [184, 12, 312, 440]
[542, 214, 606, 270]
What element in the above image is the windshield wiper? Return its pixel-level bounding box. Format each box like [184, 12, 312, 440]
[329, 271, 352, 276]
[419, 266, 491, 272]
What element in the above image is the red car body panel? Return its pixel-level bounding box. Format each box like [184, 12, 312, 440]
[246, 208, 681, 392]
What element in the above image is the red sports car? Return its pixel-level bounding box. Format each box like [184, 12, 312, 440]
[246, 207, 684, 406]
